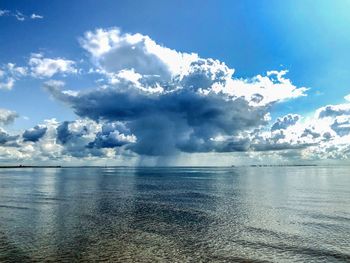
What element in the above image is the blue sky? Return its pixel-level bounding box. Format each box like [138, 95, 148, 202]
[0, 1, 350, 165]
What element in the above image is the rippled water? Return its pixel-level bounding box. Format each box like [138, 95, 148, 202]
[0, 166, 349, 262]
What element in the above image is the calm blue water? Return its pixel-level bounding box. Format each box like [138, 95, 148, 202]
[0, 166, 349, 262]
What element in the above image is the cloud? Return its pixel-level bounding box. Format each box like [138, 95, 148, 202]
[0, 54, 75, 89]
[330, 116, 350, 137]
[344, 94, 350, 102]
[81, 28, 308, 106]
[317, 103, 350, 118]
[79, 28, 204, 89]
[45, 80, 275, 155]
[30, 13, 43, 20]
[0, 128, 19, 147]
[0, 10, 9, 16]
[29, 53, 77, 78]
[43, 28, 309, 156]
[88, 122, 136, 149]
[0, 108, 19, 125]
[271, 114, 300, 131]
[14, 11, 25, 21]
[0, 10, 43, 21]
[54, 119, 116, 158]
[23, 125, 47, 142]
[0, 78, 15, 90]
[2, 27, 350, 164]
[0, 118, 133, 162]
[0, 63, 27, 90]
[255, 99, 350, 160]
[1, 97, 350, 163]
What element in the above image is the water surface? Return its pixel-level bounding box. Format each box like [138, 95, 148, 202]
[0, 166, 349, 262]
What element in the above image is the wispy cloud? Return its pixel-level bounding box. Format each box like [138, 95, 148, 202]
[0, 9, 10, 16]
[30, 13, 43, 20]
[0, 9, 44, 21]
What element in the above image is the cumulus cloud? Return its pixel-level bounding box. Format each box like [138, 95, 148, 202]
[23, 125, 47, 142]
[0, 108, 18, 125]
[1, 98, 350, 163]
[29, 53, 77, 78]
[40, 28, 309, 157]
[45, 80, 272, 155]
[0, 63, 27, 90]
[2, 27, 349, 164]
[256, 98, 350, 160]
[0, 128, 19, 147]
[317, 103, 350, 118]
[0, 54, 77, 90]
[88, 122, 136, 149]
[81, 29, 307, 105]
[80, 28, 196, 81]
[271, 114, 300, 131]
[28, 119, 132, 160]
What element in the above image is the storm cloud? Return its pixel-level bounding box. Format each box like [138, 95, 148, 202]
[43, 28, 308, 156]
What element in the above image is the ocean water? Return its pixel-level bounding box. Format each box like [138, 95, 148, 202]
[0, 166, 349, 263]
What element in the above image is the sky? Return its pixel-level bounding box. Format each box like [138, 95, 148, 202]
[0, 0, 350, 166]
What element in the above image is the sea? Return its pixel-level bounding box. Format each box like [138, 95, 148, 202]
[0, 166, 349, 262]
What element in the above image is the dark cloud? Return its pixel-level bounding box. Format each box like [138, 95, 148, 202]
[318, 105, 350, 118]
[88, 122, 135, 149]
[56, 121, 82, 144]
[331, 119, 350, 136]
[23, 125, 47, 142]
[46, 81, 270, 156]
[55, 120, 96, 157]
[271, 114, 300, 131]
[0, 129, 19, 147]
[301, 128, 320, 139]
[251, 142, 314, 152]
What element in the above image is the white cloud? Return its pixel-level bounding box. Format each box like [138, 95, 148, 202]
[14, 11, 25, 21]
[316, 103, 350, 118]
[0, 10, 43, 21]
[0, 108, 18, 125]
[345, 94, 350, 102]
[0, 10, 9, 16]
[0, 78, 15, 90]
[30, 13, 43, 20]
[0, 63, 27, 90]
[29, 53, 77, 78]
[0, 54, 77, 89]
[250, 99, 350, 160]
[81, 28, 307, 107]
[80, 28, 197, 81]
